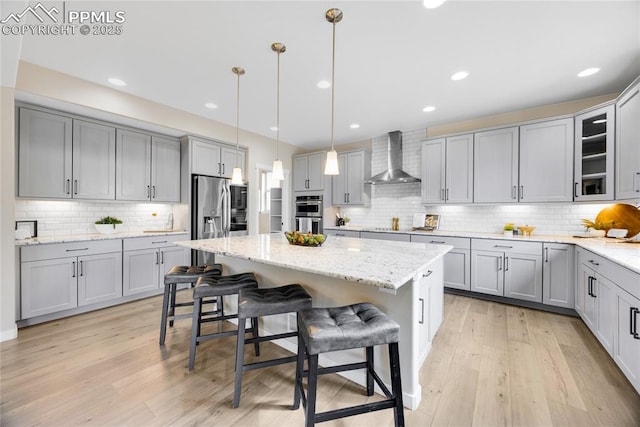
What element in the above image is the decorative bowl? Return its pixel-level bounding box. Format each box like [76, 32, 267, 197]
[518, 225, 535, 236]
[284, 231, 326, 247]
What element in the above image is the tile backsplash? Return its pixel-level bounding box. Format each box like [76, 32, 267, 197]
[15, 200, 180, 237]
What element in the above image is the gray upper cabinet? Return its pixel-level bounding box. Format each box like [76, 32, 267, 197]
[519, 118, 573, 203]
[473, 127, 519, 203]
[191, 138, 245, 179]
[72, 120, 116, 200]
[294, 152, 325, 192]
[18, 108, 73, 198]
[616, 79, 640, 200]
[116, 129, 151, 200]
[332, 150, 370, 205]
[18, 109, 116, 200]
[422, 134, 473, 204]
[116, 131, 180, 202]
[151, 136, 181, 202]
[574, 104, 615, 201]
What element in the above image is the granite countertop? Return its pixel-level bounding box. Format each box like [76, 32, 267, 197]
[15, 230, 188, 246]
[325, 226, 640, 275]
[176, 234, 452, 290]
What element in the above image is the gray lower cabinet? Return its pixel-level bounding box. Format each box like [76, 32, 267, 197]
[471, 239, 543, 303]
[20, 240, 122, 319]
[360, 231, 410, 242]
[542, 243, 575, 308]
[123, 235, 189, 296]
[411, 235, 471, 291]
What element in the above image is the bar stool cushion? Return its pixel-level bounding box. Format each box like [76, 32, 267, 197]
[238, 284, 312, 318]
[164, 264, 223, 285]
[298, 303, 399, 355]
[193, 272, 258, 299]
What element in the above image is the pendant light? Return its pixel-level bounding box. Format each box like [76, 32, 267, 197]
[271, 42, 286, 186]
[230, 66, 245, 185]
[323, 8, 342, 176]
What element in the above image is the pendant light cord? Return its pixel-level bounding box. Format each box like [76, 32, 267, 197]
[235, 71, 240, 167]
[330, 19, 336, 151]
[276, 49, 281, 161]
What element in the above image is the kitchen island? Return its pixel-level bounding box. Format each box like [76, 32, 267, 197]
[176, 233, 452, 410]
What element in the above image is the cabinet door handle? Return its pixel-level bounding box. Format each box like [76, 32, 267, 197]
[520, 185, 524, 200]
[498, 257, 502, 271]
[79, 260, 84, 277]
[423, 270, 433, 278]
[587, 276, 593, 297]
[419, 298, 425, 324]
[151, 240, 168, 244]
[591, 277, 597, 298]
[430, 240, 446, 244]
[630, 307, 637, 337]
[155, 252, 159, 265]
[344, 193, 347, 203]
[335, 233, 345, 236]
[633, 308, 640, 339]
[66, 248, 88, 252]
[74, 179, 78, 195]
[505, 256, 509, 271]
[72, 261, 76, 278]
[588, 259, 599, 266]
[574, 182, 579, 198]
[66, 179, 71, 195]
[545, 247, 549, 263]
[222, 163, 225, 175]
[218, 162, 221, 175]
[512, 185, 516, 199]
[347, 193, 350, 203]
[446, 188, 449, 201]
[494, 245, 513, 249]
[441, 189, 445, 200]
[635, 172, 640, 193]
[152, 186, 157, 199]
[161, 251, 164, 264]
[146, 185, 150, 198]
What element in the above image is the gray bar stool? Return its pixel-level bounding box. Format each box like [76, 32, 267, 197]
[188, 272, 259, 370]
[160, 264, 223, 345]
[233, 284, 312, 408]
[293, 303, 405, 427]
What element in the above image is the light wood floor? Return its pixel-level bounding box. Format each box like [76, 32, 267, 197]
[1, 292, 639, 426]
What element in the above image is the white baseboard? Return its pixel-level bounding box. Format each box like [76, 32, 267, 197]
[0, 325, 18, 342]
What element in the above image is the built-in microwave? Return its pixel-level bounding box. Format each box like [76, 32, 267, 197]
[295, 195, 322, 218]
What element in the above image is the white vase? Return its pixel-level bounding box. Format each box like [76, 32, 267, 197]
[503, 230, 513, 236]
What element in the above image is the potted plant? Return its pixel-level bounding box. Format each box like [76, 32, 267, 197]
[503, 223, 515, 236]
[95, 216, 123, 234]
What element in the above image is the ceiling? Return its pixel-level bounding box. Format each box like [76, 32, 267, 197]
[12, 0, 640, 149]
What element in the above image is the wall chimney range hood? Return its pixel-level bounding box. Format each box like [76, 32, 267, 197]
[365, 131, 421, 185]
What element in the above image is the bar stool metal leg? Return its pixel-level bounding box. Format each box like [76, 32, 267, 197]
[159, 281, 172, 345]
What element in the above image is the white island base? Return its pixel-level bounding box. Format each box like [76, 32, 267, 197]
[177, 235, 451, 410]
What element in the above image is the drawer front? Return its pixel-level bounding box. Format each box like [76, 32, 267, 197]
[22, 239, 122, 262]
[123, 234, 188, 251]
[325, 229, 360, 238]
[411, 235, 471, 250]
[471, 238, 541, 255]
[360, 231, 411, 242]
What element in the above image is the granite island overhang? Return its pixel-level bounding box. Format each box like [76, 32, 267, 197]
[176, 233, 453, 410]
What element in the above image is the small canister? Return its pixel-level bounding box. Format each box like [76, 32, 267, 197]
[392, 217, 399, 231]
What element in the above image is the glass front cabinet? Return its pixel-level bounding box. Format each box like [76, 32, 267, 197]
[574, 104, 615, 201]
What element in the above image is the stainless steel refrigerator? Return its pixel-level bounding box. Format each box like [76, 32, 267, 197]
[191, 175, 230, 265]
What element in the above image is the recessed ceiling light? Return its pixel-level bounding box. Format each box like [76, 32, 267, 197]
[270, 126, 278, 131]
[107, 77, 126, 87]
[451, 71, 468, 81]
[423, 0, 446, 8]
[593, 118, 607, 124]
[204, 102, 218, 109]
[422, 106, 436, 112]
[577, 67, 600, 77]
[350, 123, 360, 129]
[317, 80, 331, 89]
